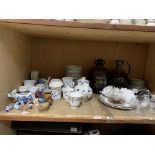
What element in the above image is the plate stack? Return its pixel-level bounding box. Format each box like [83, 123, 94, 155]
[65, 65, 82, 84]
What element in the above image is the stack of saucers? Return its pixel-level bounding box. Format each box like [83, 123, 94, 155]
[65, 65, 82, 84]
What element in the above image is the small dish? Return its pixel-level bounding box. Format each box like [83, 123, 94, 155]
[99, 94, 134, 110]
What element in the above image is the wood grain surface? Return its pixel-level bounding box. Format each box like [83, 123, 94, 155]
[31, 38, 148, 79]
[145, 44, 155, 92]
[0, 21, 155, 43]
[1, 19, 155, 32]
[0, 25, 31, 134]
[0, 95, 155, 124]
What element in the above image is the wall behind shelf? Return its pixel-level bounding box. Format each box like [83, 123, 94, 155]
[0, 26, 31, 134]
[145, 44, 155, 92]
[31, 38, 149, 79]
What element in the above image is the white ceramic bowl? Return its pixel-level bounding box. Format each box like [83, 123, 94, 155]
[18, 86, 30, 92]
[23, 80, 36, 86]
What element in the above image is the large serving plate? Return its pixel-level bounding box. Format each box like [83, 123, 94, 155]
[99, 95, 134, 110]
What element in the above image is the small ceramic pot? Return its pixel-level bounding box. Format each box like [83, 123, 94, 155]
[62, 77, 74, 88]
[68, 92, 82, 108]
[62, 86, 74, 100]
[51, 86, 62, 100]
[23, 80, 36, 87]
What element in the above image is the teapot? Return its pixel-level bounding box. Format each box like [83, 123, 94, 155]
[74, 77, 93, 102]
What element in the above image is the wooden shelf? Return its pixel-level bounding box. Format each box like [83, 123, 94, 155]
[1, 19, 155, 32]
[0, 19, 155, 43]
[0, 95, 155, 124]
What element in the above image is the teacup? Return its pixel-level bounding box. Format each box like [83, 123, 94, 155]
[51, 86, 62, 100]
[68, 92, 82, 108]
[23, 80, 36, 87]
[62, 86, 74, 100]
[62, 77, 74, 88]
[49, 79, 63, 88]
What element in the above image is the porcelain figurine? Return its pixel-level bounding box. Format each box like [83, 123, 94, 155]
[68, 92, 82, 108]
[62, 86, 74, 100]
[4, 103, 14, 112]
[15, 92, 33, 104]
[74, 77, 93, 102]
[8, 89, 18, 99]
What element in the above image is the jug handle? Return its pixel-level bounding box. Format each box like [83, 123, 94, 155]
[124, 61, 131, 75]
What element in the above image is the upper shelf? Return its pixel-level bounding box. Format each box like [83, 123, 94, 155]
[1, 19, 155, 43]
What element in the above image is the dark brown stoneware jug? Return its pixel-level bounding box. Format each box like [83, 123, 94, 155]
[111, 60, 130, 88]
[89, 59, 108, 94]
